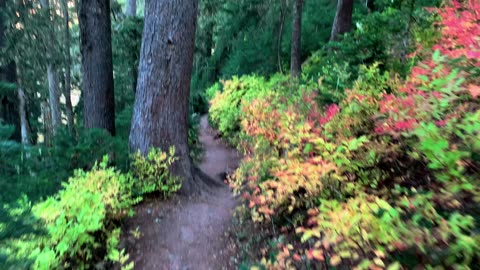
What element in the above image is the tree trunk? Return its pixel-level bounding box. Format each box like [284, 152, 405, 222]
[277, 0, 287, 74]
[40, 0, 62, 134]
[290, 0, 303, 77]
[129, 0, 199, 194]
[79, 0, 116, 135]
[401, 0, 415, 63]
[126, 0, 136, 17]
[0, 0, 21, 141]
[46, 64, 62, 132]
[17, 87, 30, 144]
[330, 0, 354, 41]
[61, 0, 75, 135]
[366, 0, 375, 12]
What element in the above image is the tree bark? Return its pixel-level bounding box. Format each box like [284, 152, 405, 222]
[46, 64, 62, 132]
[61, 0, 75, 135]
[290, 0, 303, 77]
[0, 0, 21, 141]
[129, 0, 199, 194]
[39, 0, 62, 134]
[277, 0, 287, 74]
[79, 0, 116, 135]
[17, 87, 30, 144]
[330, 0, 354, 41]
[126, 0, 136, 17]
[401, 0, 415, 63]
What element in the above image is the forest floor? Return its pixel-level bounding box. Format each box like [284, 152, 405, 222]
[124, 116, 242, 270]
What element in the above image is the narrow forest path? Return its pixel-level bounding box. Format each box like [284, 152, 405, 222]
[125, 116, 242, 270]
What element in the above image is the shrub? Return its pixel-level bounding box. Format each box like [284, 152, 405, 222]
[130, 147, 181, 198]
[2, 157, 138, 270]
[227, 1, 479, 268]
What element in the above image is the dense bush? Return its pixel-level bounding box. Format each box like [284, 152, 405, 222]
[1, 146, 181, 269]
[208, 74, 291, 145]
[216, 1, 480, 268]
[1, 158, 138, 269]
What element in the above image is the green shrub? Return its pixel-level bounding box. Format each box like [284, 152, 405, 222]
[209, 75, 292, 145]
[2, 157, 137, 270]
[130, 147, 181, 198]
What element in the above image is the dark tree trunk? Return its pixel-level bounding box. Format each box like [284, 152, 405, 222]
[61, 0, 75, 135]
[330, 0, 354, 41]
[0, 0, 21, 141]
[366, 0, 375, 12]
[277, 0, 287, 74]
[79, 0, 116, 135]
[290, 0, 303, 77]
[126, 0, 136, 17]
[129, 0, 200, 194]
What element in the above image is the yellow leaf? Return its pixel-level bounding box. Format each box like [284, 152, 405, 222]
[373, 257, 385, 267]
[330, 255, 341, 266]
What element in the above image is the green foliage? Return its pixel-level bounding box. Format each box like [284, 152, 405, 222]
[217, 1, 480, 265]
[0, 121, 15, 140]
[0, 81, 16, 97]
[1, 158, 137, 269]
[131, 147, 181, 198]
[208, 75, 293, 145]
[112, 17, 143, 114]
[191, 0, 336, 97]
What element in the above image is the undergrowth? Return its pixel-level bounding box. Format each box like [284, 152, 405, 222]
[209, 1, 480, 268]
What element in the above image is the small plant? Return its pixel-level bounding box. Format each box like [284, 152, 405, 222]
[131, 146, 181, 198]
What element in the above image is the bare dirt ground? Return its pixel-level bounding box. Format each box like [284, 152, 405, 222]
[125, 116, 242, 270]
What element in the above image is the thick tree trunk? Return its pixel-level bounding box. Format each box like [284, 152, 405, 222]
[129, 0, 199, 194]
[330, 0, 354, 41]
[79, 0, 116, 135]
[40, 0, 62, 134]
[126, 0, 136, 17]
[61, 0, 75, 134]
[290, 0, 303, 77]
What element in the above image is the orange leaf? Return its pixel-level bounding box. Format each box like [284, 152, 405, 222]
[468, 84, 480, 99]
[312, 249, 324, 261]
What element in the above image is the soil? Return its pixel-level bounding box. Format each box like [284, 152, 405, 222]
[124, 116, 242, 270]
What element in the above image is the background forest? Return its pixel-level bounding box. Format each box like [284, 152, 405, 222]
[0, 0, 479, 269]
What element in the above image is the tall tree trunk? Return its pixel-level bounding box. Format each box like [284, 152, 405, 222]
[330, 0, 354, 41]
[401, 0, 415, 63]
[125, 0, 136, 17]
[290, 0, 303, 77]
[17, 87, 30, 144]
[39, 0, 62, 134]
[61, 0, 75, 134]
[79, 0, 116, 135]
[46, 64, 62, 132]
[129, 0, 199, 194]
[277, 0, 287, 74]
[0, 0, 21, 141]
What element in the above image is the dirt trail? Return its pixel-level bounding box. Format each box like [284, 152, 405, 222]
[125, 116, 241, 270]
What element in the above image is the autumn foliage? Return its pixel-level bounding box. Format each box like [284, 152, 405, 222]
[210, 1, 479, 268]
